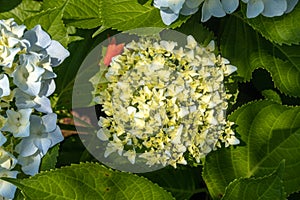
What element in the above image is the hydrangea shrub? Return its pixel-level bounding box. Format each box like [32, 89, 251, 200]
[0, 0, 300, 199]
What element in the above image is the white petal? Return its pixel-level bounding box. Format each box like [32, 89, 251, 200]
[45, 40, 70, 67]
[185, 0, 204, 8]
[160, 9, 179, 25]
[285, 0, 298, 13]
[0, 74, 10, 97]
[207, 0, 226, 17]
[222, 0, 239, 14]
[201, 1, 213, 22]
[246, 0, 264, 18]
[224, 65, 237, 76]
[167, 0, 185, 13]
[261, 0, 287, 17]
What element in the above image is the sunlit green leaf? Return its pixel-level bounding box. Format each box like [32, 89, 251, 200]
[242, 4, 300, 45]
[24, 7, 69, 47]
[222, 160, 286, 200]
[0, 0, 41, 24]
[4, 163, 174, 200]
[42, 0, 102, 29]
[100, 0, 189, 32]
[220, 16, 300, 97]
[203, 100, 300, 199]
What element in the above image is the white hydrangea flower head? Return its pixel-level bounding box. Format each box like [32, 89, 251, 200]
[93, 35, 239, 168]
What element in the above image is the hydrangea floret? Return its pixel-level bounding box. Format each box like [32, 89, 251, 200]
[154, 0, 299, 24]
[92, 35, 239, 168]
[0, 18, 68, 199]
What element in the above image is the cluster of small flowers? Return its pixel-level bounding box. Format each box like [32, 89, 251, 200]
[154, 0, 299, 25]
[0, 18, 69, 199]
[93, 35, 239, 168]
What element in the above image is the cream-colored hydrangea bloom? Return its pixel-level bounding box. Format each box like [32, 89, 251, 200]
[94, 35, 239, 168]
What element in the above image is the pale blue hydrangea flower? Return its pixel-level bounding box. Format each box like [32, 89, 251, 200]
[201, 0, 239, 22]
[17, 151, 42, 176]
[1, 109, 32, 137]
[0, 74, 10, 97]
[155, 0, 239, 24]
[15, 114, 63, 157]
[154, 0, 186, 25]
[12, 53, 45, 96]
[24, 25, 70, 67]
[0, 18, 68, 197]
[180, 0, 203, 15]
[15, 89, 53, 113]
[15, 113, 63, 176]
[0, 168, 18, 199]
[242, 0, 299, 18]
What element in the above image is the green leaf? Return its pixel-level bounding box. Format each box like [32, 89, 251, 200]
[5, 163, 174, 200]
[222, 160, 286, 200]
[262, 89, 282, 104]
[242, 4, 300, 45]
[142, 166, 205, 199]
[89, 60, 109, 106]
[176, 12, 215, 46]
[0, 0, 41, 24]
[40, 144, 60, 171]
[24, 7, 69, 47]
[100, 0, 190, 32]
[42, 0, 102, 29]
[220, 16, 300, 97]
[0, 0, 21, 12]
[203, 100, 300, 199]
[56, 135, 89, 167]
[54, 29, 98, 109]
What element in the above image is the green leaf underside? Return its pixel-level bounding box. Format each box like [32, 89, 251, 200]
[222, 160, 286, 200]
[40, 144, 60, 172]
[0, 0, 41, 24]
[203, 100, 300, 199]
[221, 16, 300, 97]
[42, 0, 102, 29]
[24, 7, 69, 47]
[100, 0, 190, 32]
[243, 4, 300, 45]
[5, 163, 173, 200]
